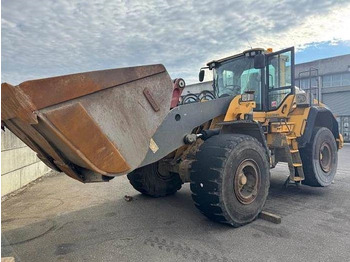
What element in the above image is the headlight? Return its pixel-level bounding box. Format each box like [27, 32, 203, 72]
[241, 93, 255, 102]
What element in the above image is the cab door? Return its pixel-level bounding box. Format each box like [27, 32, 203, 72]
[265, 47, 295, 111]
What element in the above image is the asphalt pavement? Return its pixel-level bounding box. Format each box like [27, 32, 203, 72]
[2, 145, 350, 262]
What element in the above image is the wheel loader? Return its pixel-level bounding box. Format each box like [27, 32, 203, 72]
[1, 47, 343, 227]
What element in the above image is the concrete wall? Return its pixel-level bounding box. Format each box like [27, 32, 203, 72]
[1, 130, 50, 196]
[183, 81, 213, 95]
[294, 54, 350, 117]
[295, 54, 350, 77]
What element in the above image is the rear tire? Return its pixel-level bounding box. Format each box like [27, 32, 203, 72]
[300, 127, 338, 187]
[190, 134, 270, 227]
[127, 162, 182, 197]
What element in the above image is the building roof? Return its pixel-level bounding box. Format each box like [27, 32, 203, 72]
[297, 53, 350, 67]
[295, 54, 350, 77]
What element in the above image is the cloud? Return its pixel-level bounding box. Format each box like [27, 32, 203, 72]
[2, 0, 350, 85]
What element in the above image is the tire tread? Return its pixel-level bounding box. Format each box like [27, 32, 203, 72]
[190, 134, 269, 227]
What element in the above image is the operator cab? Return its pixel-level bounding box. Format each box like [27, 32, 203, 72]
[199, 47, 295, 111]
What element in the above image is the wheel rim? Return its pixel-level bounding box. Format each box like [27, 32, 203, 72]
[234, 159, 260, 205]
[319, 142, 332, 173]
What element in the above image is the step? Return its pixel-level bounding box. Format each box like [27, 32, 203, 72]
[286, 136, 297, 140]
[290, 149, 299, 153]
[291, 177, 304, 182]
[293, 163, 302, 167]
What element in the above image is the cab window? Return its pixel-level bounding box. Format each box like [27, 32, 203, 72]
[214, 56, 262, 110]
[267, 50, 292, 110]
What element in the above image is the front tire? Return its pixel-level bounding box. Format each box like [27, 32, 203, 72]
[127, 162, 182, 197]
[190, 134, 270, 227]
[300, 127, 338, 187]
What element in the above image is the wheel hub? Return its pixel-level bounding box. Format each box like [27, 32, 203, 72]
[319, 142, 332, 173]
[234, 159, 260, 205]
[238, 173, 247, 186]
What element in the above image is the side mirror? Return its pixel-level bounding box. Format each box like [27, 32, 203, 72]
[254, 54, 265, 69]
[199, 70, 205, 82]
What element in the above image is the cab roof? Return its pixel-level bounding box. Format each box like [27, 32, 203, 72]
[206, 48, 265, 67]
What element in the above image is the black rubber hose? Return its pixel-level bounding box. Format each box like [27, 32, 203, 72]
[200, 129, 220, 141]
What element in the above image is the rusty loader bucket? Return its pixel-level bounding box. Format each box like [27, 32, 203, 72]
[1, 65, 174, 182]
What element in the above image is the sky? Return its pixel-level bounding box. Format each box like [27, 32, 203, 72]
[2, 0, 350, 85]
[295, 41, 350, 64]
